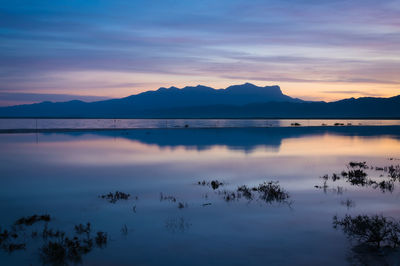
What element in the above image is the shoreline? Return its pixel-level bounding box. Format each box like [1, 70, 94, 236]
[1, 124, 400, 134]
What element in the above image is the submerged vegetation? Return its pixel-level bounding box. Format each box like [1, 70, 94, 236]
[99, 191, 131, 203]
[40, 222, 108, 265]
[333, 214, 400, 249]
[197, 180, 224, 190]
[2, 161, 399, 264]
[15, 214, 51, 226]
[1, 213, 108, 265]
[160, 193, 188, 209]
[160, 193, 177, 202]
[316, 162, 400, 194]
[215, 181, 291, 205]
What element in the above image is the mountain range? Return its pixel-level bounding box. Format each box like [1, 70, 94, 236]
[0, 83, 399, 118]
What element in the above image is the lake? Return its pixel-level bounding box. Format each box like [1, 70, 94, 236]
[1, 118, 400, 130]
[1, 121, 400, 265]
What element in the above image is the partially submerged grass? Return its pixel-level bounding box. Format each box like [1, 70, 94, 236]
[197, 180, 224, 190]
[317, 162, 400, 194]
[99, 191, 130, 203]
[160, 193, 177, 202]
[75, 223, 91, 235]
[333, 214, 400, 249]
[3, 243, 26, 253]
[40, 222, 108, 265]
[14, 214, 50, 226]
[1, 213, 108, 263]
[348, 161, 368, 169]
[257, 181, 290, 203]
[95, 232, 108, 248]
[340, 199, 355, 210]
[216, 181, 291, 205]
[121, 224, 128, 236]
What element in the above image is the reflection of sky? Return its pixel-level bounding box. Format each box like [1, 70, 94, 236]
[1, 130, 400, 264]
[1, 0, 400, 105]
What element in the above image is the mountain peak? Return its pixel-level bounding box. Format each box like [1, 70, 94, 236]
[225, 83, 282, 96]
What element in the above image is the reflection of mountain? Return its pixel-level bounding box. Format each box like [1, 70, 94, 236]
[40, 126, 400, 152]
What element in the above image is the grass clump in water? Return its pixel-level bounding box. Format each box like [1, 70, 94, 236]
[197, 180, 224, 190]
[14, 214, 51, 226]
[99, 191, 130, 203]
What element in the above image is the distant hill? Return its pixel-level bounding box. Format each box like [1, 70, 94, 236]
[0, 83, 399, 118]
[144, 95, 400, 118]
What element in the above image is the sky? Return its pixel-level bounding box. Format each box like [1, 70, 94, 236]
[0, 0, 399, 106]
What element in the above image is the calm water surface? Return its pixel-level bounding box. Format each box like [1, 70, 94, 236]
[1, 126, 400, 265]
[1, 118, 400, 130]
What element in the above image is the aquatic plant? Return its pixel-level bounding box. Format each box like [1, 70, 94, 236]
[95, 232, 107, 247]
[210, 180, 222, 190]
[75, 223, 91, 235]
[319, 162, 400, 194]
[348, 161, 368, 169]
[0, 228, 9, 245]
[40, 223, 107, 265]
[121, 224, 128, 236]
[219, 190, 238, 202]
[40, 241, 68, 265]
[14, 214, 51, 226]
[40, 234, 94, 265]
[197, 180, 224, 190]
[216, 181, 291, 205]
[178, 202, 188, 209]
[3, 243, 26, 253]
[237, 185, 253, 200]
[1, 214, 109, 263]
[388, 165, 400, 180]
[99, 191, 130, 203]
[333, 214, 400, 248]
[160, 193, 177, 202]
[347, 170, 369, 186]
[257, 181, 290, 203]
[373, 180, 395, 193]
[42, 224, 65, 240]
[340, 199, 355, 209]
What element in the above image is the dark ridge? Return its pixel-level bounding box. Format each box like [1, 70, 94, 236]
[1, 82, 399, 118]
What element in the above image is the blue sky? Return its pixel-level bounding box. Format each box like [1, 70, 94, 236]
[0, 0, 399, 105]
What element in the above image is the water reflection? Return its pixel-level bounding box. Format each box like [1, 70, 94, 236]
[1, 127, 400, 265]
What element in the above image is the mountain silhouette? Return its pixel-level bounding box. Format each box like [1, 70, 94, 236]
[0, 83, 399, 118]
[118, 83, 300, 109]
